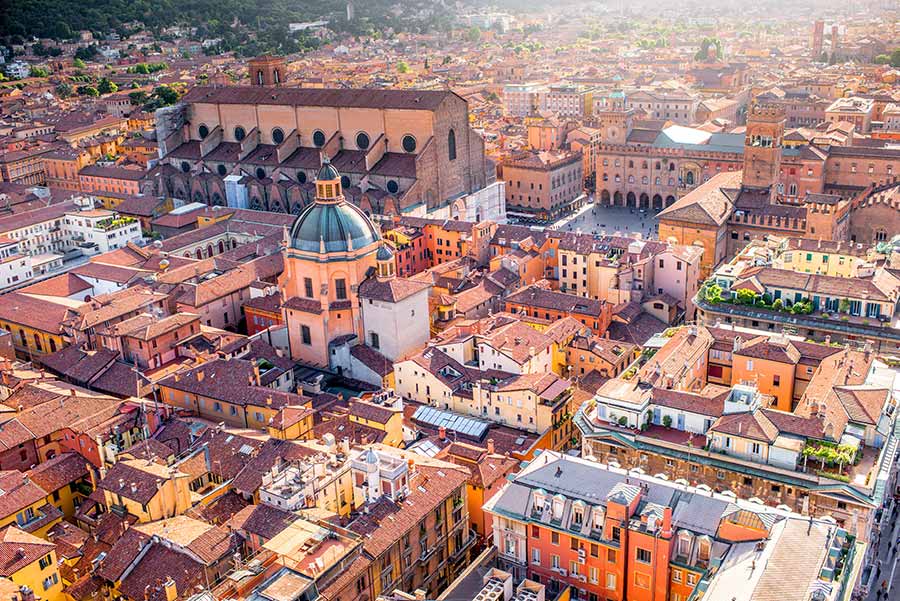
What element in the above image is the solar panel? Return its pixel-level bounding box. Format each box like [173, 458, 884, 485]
[412, 405, 489, 439]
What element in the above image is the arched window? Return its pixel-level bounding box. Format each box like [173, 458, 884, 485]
[234, 126, 246, 142]
[198, 124, 209, 138]
[297, 171, 307, 184]
[402, 135, 417, 153]
[218, 240, 225, 253]
[387, 180, 399, 194]
[256, 167, 266, 179]
[180, 161, 190, 173]
[217, 164, 227, 176]
[448, 129, 457, 161]
[341, 175, 351, 189]
[272, 128, 285, 144]
[686, 172, 695, 185]
[273, 69, 280, 84]
[312, 130, 326, 147]
[356, 131, 370, 150]
[257, 70, 264, 85]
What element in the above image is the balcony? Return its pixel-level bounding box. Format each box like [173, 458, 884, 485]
[450, 529, 478, 561]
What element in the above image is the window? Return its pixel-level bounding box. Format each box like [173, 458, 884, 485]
[448, 129, 457, 160]
[551, 554, 560, 569]
[371, 332, 380, 349]
[551, 531, 559, 545]
[301, 325, 311, 345]
[304, 277, 314, 298]
[773, 374, 780, 387]
[636, 548, 652, 564]
[312, 130, 326, 147]
[39, 554, 52, 569]
[672, 569, 682, 583]
[687, 573, 698, 586]
[198, 124, 209, 138]
[607, 548, 616, 563]
[606, 573, 616, 590]
[531, 525, 540, 538]
[746, 359, 754, 371]
[272, 128, 285, 144]
[356, 132, 370, 150]
[234, 126, 246, 141]
[335, 278, 347, 300]
[532, 548, 540, 564]
[402, 135, 417, 153]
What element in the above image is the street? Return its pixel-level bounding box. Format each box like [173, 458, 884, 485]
[866, 496, 900, 601]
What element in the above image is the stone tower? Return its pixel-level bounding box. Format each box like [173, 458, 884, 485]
[248, 55, 285, 87]
[595, 91, 634, 145]
[742, 104, 785, 191]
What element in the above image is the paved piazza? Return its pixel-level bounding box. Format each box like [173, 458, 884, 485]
[550, 202, 660, 240]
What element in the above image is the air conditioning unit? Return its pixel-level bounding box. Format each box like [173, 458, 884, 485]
[578, 575, 587, 583]
[577, 549, 586, 558]
[578, 556, 585, 565]
[558, 569, 568, 577]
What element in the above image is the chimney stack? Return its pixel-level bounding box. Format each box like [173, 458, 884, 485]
[196, 370, 204, 382]
[439, 426, 446, 441]
[487, 438, 495, 454]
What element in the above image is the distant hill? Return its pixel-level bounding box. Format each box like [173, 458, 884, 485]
[1, 0, 451, 42]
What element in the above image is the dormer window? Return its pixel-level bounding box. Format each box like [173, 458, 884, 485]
[572, 502, 584, 526]
[678, 531, 692, 556]
[698, 536, 711, 562]
[533, 491, 545, 513]
[552, 495, 565, 521]
[591, 507, 604, 531]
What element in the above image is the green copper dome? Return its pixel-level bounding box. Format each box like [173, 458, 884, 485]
[289, 200, 380, 253]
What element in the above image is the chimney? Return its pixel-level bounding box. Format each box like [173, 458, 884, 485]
[266, 396, 272, 406]
[414, 590, 427, 601]
[118, 478, 125, 489]
[439, 426, 447, 441]
[407, 458, 414, 472]
[69, 388, 76, 397]
[130, 482, 138, 495]
[173, 373, 180, 383]
[253, 364, 261, 386]
[487, 438, 495, 454]
[661, 506, 673, 537]
[163, 578, 177, 601]
[196, 370, 204, 382]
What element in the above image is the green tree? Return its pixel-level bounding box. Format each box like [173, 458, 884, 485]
[735, 288, 757, 305]
[129, 90, 149, 105]
[73, 58, 86, 69]
[396, 60, 410, 73]
[467, 26, 481, 43]
[704, 283, 723, 303]
[28, 66, 50, 78]
[77, 85, 99, 97]
[55, 82, 73, 97]
[891, 49, 900, 68]
[97, 77, 117, 94]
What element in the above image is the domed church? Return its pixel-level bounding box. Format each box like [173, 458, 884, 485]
[278, 159, 385, 367]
